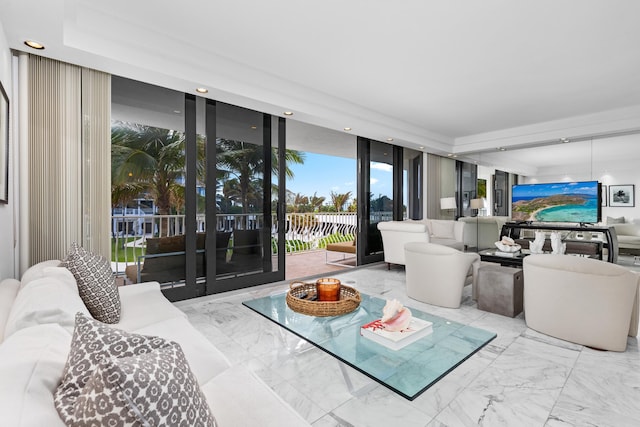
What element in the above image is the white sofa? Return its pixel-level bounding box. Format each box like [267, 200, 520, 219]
[457, 216, 510, 250]
[0, 261, 310, 426]
[377, 219, 465, 266]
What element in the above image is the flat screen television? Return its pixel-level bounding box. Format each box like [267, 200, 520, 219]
[511, 181, 601, 223]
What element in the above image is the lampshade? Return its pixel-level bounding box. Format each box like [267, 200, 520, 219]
[440, 197, 457, 210]
[470, 198, 487, 210]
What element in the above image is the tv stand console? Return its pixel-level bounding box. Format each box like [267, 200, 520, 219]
[500, 222, 619, 263]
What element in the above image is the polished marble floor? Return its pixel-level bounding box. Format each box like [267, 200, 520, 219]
[175, 263, 640, 427]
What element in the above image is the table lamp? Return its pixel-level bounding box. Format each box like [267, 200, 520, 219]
[440, 197, 457, 219]
[470, 198, 486, 216]
[470, 198, 487, 251]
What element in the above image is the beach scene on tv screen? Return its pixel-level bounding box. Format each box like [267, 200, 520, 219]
[511, 182, 599, 223]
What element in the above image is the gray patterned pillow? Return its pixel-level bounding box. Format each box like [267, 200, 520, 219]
[55, 313, 215, 426]
[74, 344, 216, 426]
[64, 242, 121, 323]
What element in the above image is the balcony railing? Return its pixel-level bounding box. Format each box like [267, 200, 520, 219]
[110, 212, 360, 275]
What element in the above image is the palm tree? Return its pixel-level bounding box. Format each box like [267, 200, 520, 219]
[112, 122, 186, 216]
[330, 191, 352, 212]
[309, 192, 326, 212]
[216, 139, 304, 214]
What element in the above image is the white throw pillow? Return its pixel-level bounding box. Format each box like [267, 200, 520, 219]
[0, 324, 71, 427]
[430, 221, 455, 239]
[20, 259, 63, 290]
[4, 277, 90, 338]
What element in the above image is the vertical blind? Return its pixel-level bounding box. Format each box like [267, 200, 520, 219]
[26, 55, 110, 264]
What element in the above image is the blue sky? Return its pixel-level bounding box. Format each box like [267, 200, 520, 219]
[286, 152, 394, 202]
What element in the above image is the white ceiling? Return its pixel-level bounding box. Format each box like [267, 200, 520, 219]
[2, 0, 640, 171]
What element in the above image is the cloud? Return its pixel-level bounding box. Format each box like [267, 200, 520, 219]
[370, 178, 379, 185]
[371, 162, 392, 172]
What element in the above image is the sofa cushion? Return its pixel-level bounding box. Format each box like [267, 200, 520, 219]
[607, 216, 626, 224]
[132, 316, 231, 385]
[430, 220, 455, 239]
[0, 324, 70, 427]
[116, 281, 187, 332]
[20, 259, 63, 290]
[55, 313, 172, 423]
[4, 277, 90, 338]
[0, 278, 20, 342]
[64, 242, 121, 324]
[202, 365, 310, 427]
[72, 343, 216, 427]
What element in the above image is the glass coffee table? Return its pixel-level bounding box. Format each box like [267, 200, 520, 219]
[243, 292, 496, 400]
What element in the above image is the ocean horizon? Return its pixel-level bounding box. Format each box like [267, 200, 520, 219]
[533, 196, 599, 222]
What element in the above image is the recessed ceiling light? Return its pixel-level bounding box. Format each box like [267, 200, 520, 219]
[452, 154, 458, 158]
[173, 110, 181, 114]
[250, 125, 257, 130]
[24, 40, 44, 50]
[447, 153, 454, 157]
[387, 138, 394, 142]
[497, 147, 506, 151]
[283, 111, 293, 116]
[419, 146, 424, 150]
[344, 127, 352, 131]
[560, 138, 570, 143]
[195, 87, 208, 93]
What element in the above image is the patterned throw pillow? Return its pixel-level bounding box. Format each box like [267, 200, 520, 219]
[64, 242, 121, 323]
[74, 344, 216, 427]
[55, 313, 216, 426]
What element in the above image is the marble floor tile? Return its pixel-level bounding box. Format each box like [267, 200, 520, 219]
[177, 263, 640, 427]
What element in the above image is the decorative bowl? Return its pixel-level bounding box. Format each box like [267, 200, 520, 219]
[494, 242, 522, 252]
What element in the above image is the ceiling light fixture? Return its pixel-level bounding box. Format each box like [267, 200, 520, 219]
[387, 138, 394, 142]
[560, 138, 570, 143]
[250, 125, 257, 130]
[283, 111, 293, 116]
[447, 153, 454, 157]
[419, 146, 424, 150]
[343, 127, 352, 131]
[497, 147, 506, 151]
[195, 87, 208, 93]
[24, 40, 45, 50]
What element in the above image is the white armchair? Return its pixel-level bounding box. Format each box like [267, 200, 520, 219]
[523, 254, 640, 351]
[404, 242, 480, 308]
[377, 220, 465, 267]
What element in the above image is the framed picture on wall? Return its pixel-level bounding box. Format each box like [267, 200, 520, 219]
[609, 184, 635, 207]
[0, 80, 9, 204]
[601, 185, 607, 207]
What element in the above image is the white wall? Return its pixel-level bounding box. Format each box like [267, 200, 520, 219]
[521, 134, 640, 223]
[0, 20, 14, 279]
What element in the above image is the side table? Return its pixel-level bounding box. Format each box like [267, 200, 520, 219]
[477, 264, 523, 317]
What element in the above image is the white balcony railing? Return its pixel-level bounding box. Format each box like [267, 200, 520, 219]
[110, 212, 359, 276]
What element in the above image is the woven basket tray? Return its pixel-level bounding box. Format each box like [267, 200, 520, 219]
[286, 281, 361, 317]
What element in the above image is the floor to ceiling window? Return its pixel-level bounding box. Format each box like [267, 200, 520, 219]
[111, 77, 285, 301]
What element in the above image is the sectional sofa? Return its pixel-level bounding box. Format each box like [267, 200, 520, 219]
[0, 260, 309, 426]
[377, 219, 465, 266]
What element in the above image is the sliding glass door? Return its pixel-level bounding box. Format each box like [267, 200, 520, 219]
[208, 102, 285, 293]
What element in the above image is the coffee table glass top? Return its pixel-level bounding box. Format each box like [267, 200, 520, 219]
[243, 292, 496, 400]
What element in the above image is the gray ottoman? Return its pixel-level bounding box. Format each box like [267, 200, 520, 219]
[477, 264, 523, 317]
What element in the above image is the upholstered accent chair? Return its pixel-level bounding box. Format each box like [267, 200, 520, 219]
[523, 254, 640, 351]
[404, 242, 480, 308]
